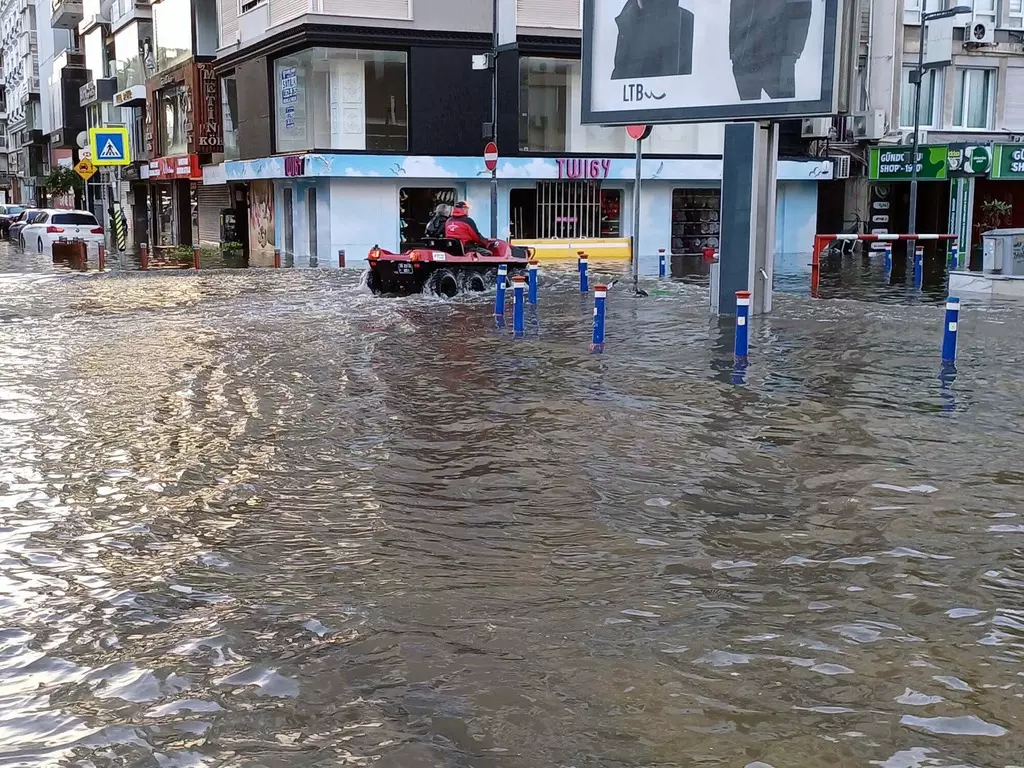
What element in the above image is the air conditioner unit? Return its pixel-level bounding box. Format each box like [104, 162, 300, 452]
[901, 129, 928, 145]
[851, 109, 885, 141]
[966, 19, 994, 44]
[831, 154, 852, 179]
[801, 117, 832, 139]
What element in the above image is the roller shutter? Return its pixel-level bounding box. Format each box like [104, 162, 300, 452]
[198, 184, 231, 246]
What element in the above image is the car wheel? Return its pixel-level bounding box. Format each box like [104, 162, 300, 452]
[19, 236, 25, 250]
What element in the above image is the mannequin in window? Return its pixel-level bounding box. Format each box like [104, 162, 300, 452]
[730, 0, 813, 100]
[611, 0, 694, 80]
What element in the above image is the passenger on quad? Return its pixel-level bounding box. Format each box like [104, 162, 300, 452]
[424, 203, 451, 238]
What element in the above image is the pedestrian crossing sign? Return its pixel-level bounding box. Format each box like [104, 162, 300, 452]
[89, 127, 131, 166]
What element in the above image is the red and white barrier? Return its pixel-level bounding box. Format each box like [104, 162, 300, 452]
[811, 233, 958, 298]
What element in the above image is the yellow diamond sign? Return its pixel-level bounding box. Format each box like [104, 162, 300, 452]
[74, 157, 97, 180]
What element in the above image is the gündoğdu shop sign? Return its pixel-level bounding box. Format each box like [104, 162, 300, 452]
[991, 144, 1024, 179]
[868, 146, 949, 181]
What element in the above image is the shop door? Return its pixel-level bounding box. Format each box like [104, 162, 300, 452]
[307, 188, 318, 261]
[283, 188, 294, 256]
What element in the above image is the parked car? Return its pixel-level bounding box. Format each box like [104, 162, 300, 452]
[0, 204, 26, 238]
[20, 209, 104, 255]
[8, 209, 43, 245]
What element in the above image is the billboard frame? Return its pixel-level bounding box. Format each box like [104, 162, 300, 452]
[580, 0, 844, 126]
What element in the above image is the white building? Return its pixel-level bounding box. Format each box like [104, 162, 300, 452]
[1, 0, 42, 203]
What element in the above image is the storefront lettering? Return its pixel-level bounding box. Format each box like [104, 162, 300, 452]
[557, 158, 611, 180]
[190, 63, 224, 154]
[1012, 148, 1024, 174]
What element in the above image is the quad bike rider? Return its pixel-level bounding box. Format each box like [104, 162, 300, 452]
[444, 201, 512, 259]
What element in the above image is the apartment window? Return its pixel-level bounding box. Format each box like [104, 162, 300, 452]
[953, 68, 995, 129]
[519, 57, 570, 153]
[159, 84, 189, 155]
[240, 0, 264, 12]
[973, 0, 998, 24]
[222, 74, 239, 162]
[1005, 0, 1024, 26]
[153, 0, 192, 75]
[113, 22, 153, 91]
[899, 67, 941, 128]
[904, 0, 939, 24]
[273, 48, 408, 154]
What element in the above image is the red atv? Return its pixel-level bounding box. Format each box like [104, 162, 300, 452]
[365, 237, 532, 296]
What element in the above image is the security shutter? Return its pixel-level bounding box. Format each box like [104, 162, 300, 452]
[1004, 67, 1024, 131]
[198, 184, 231, 245]
[270, 0, 308, 26]
[517, 0, 580, 29]
[320, 0, 411, 19]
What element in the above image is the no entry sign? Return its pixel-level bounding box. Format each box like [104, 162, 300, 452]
[626, 125, 653, 141]
[484, 141, 499, 172]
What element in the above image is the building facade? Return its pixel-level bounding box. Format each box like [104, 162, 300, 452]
[210, 0, 830, 271]
[819, 0, 1024, 267]
[2, 0, 44, 204]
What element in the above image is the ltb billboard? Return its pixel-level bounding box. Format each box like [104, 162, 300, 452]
[581, 0, 842, 125]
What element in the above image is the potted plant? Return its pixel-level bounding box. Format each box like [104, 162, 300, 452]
[972, 198, 1013, 270]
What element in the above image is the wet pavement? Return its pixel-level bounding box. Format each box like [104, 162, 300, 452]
[2, 240, 1023, 767]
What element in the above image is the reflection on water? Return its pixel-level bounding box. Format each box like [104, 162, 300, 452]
[2, 245, 1024, 767]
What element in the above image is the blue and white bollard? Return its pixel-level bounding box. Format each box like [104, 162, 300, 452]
[578, 252, 589, 293]
[948, 241, 959, 271]
[734, 290, 751, 360]
[591, 284, 607, 352]
[658, 248, 666, 279]
[914, 245, 924, 289]
[494, 264, 508, 317]
[527, 260, 538, 305]
[884, 243, 893, 276]
[942, 296, 961, 365]
[512, 276, 526, 336]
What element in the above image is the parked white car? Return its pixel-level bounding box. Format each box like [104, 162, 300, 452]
[20, 209, 105, 255]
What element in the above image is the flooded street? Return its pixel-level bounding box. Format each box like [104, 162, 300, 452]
[2, 243, 1023, 767]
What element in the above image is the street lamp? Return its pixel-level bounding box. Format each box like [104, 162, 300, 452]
[908, 5, 972, 235]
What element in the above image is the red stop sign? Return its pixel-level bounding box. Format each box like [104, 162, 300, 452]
[484, 141, 499, 172]
[626, 125, 652, 141]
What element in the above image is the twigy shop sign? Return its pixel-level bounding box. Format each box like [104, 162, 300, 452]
[557, 158, 611, 180]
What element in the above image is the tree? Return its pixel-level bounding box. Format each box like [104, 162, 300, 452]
[44, 166, 84, 197]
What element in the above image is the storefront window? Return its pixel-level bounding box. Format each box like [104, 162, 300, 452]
[399, 187, 457, 249]
[509, 182, 613, 239]
[160, 85, 189, 156]
[671, 189, 721, 255]
[153, 0, 192, 75]
[222, 74, 240, 162]
[114, 22, 154, 91]
[273, 48, 408, 153]
[519, 57, 570, 153]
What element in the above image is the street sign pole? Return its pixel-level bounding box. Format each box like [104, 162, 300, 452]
[625, 126, 652, 295]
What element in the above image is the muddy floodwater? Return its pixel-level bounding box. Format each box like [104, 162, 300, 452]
[1, 248, 1023, 767]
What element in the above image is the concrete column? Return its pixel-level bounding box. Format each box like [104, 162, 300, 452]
[716, 122, 779, 316]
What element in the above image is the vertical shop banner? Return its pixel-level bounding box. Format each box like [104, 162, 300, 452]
[581, 0, 842, 125]
[192, 62, 224, 153]
[248, 180, 276, 265]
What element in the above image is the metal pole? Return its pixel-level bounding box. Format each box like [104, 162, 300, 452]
[908, 22, 926, 236]
[632, 137, 642, 292]
[489, 0, 499, 239]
